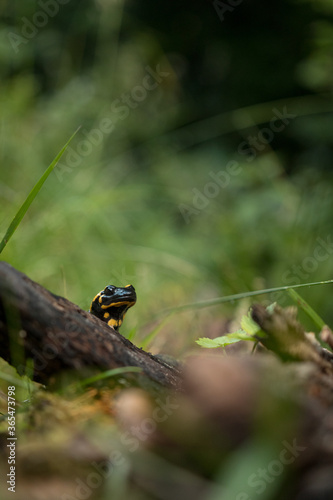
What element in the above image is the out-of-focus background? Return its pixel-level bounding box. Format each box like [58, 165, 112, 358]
[1, 0, 333, 351]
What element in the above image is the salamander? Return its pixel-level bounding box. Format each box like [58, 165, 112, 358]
[89, 284, 136, 331]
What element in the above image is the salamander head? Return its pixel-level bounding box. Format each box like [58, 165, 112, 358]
[90, 284, 136, 331]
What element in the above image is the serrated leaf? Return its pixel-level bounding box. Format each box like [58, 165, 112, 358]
[196, 328, 257, 349]
[241, 313, 262, 336]
[196, 336, 242, 348]
[227, 330, 256, 341]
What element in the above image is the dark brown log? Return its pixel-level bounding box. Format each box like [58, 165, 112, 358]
[0, 262, 182, 390]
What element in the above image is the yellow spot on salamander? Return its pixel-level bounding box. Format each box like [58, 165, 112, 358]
[108, 318, 122, 328]
[104, 312, 110, 319]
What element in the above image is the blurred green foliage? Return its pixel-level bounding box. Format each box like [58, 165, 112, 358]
[1, 0, 333, 351]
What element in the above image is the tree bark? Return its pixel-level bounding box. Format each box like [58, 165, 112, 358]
[0, 262, 182, 390]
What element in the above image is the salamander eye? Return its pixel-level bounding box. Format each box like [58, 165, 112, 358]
[104, 285, 115, 295]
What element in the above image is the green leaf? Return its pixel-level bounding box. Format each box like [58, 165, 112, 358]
[196, 336, 237, 348]
[227, 330, 256, 341]
[241, 313, 262, 336]
[0, 127, 80, 254]
[196, 330, 254, 349]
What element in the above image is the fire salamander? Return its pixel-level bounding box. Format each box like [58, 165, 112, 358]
[89, 284, 136, 331]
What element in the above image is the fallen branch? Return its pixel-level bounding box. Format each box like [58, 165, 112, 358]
[0, 262, 182, 390]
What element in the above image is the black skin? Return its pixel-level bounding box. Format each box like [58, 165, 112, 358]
[89, 284, 136, 331]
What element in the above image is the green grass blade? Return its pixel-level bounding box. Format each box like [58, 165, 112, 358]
[0, 371, 29, 389]
[287, 288, 326, 330]
[126, 326, 138, 342]
[163, 279, 333, 314]
[140, 312, 175, 351]
[0, 127, 80, 254]
[78, 366, 142, 387]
